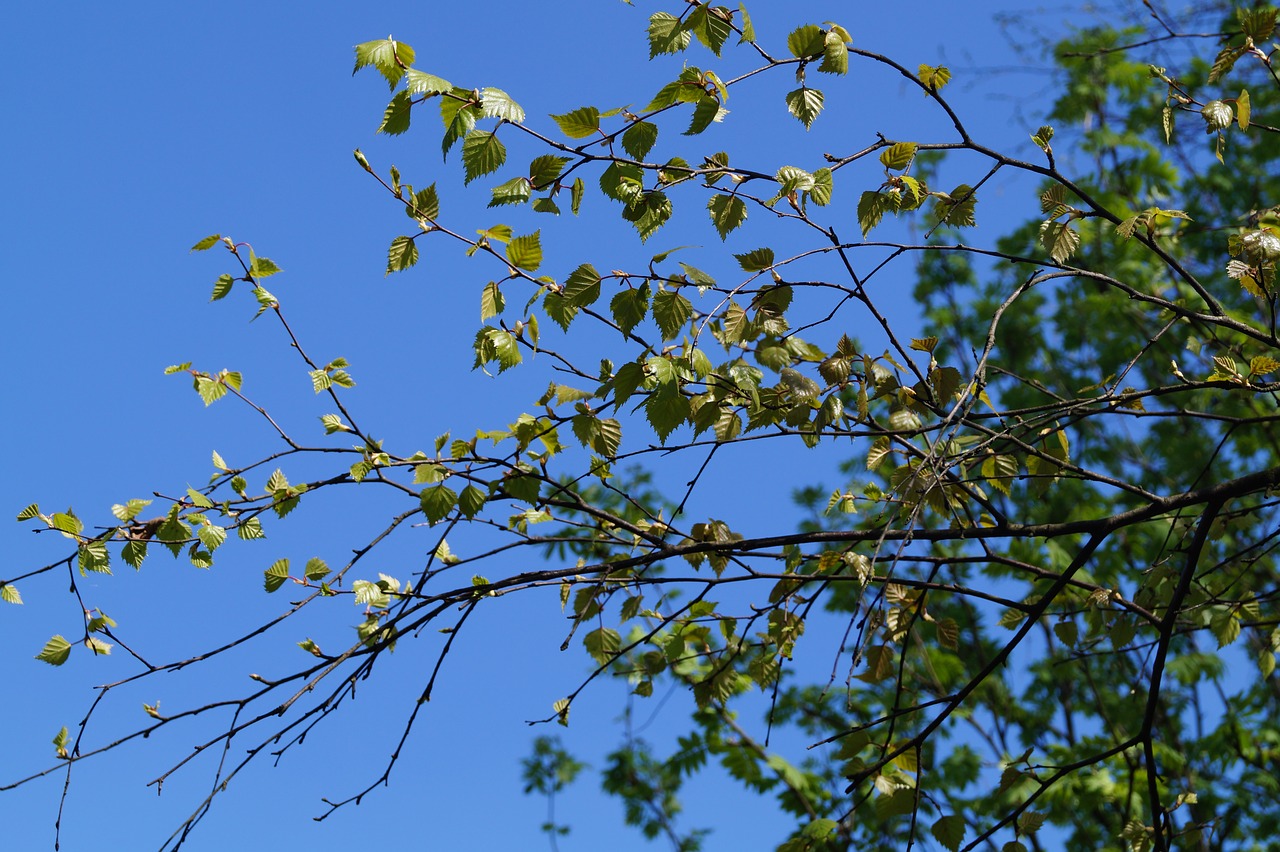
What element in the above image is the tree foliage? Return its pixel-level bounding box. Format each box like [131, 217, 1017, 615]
[9, 2, 1280, 850]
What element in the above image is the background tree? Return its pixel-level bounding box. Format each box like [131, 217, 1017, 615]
[5, 2, 1280, 851]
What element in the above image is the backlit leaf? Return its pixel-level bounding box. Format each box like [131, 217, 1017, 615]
[462, 130, 507, 184]
[708, 194, 747, 239]
[551, 106, 601, 139]
[36, 634, 72, 666]
[784, 87, 824, 129]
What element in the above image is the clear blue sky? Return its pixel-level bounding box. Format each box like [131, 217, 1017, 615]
[1, 2, 1069, 849]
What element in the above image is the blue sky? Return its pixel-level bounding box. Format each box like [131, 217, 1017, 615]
[1, 2, 1073, 849]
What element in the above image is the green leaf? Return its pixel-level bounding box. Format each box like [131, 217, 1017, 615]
[918, 63, 952, 91]
[462, 130, 507, 184]
[550, 106, 600, 139]
[611, 285, 651, 336]
[687, 4, 731, 55]
[1039, 220, 1080, 263]
[36, 634, 72, 666]
[646, 73, 709, 111]
[480, 87, 525, 123]
[786, 24, 825, 58]
[264, 558, 290, 593]
[570, 178, 585, 215]
[982, 453, 1020, 495]
[353, 37, 415, 90]
[111, 499, 152, 522]
[734, 248, 775, 271]
[645, 385, 690, 443]
[599, 162, 644, 204]
[622, 191, 673, 242]
[378, 90, 413, 135]
[458, 484, 488, 519]
[420, 484, 459, 525]
[739, 4, 755, 43]
[880, 141, 918, 171]
[934, 184, 978, 227]
[819, 31, 849, 74]
[481, 281, 505, 321]
[1, 584, 22, 604]
[489, 177, 531, 207]
[410, 184, 440, 220]
[800, 818, 838, 840]
[237, 517, 266, 540]
[122, 539, 147, 569]
[300, 558, 329, 582]
[52, 726, 69, 758]
[248, 254, 281, 278]
[528, 155, 570, 188]
[78, 540, 110, 574]
[858, 191, 889, 236]
[405, 69, 452, 95]
[480, 223, 514, 243]
[875, 787, 916, 820]
[386, 235, 419, 275]
[1211, 607, 1242, 647]
[775, 165, 815, 195]
[648, 12, 691, 57]
[652, 290, 693, 339]
[572, 415, 623, 456]
[809, 168, 833, 206]
[685, 97, 727, 136]
[1017, 812, 1047, 835]
[583, 627, 622, 664]
[563, 263, 602, 308]
[708, 194, 747, 239]
[623, 121, 659, 161]
[1240, 7, 1279, 41]
[1250, 355, 1280, 376]
[931, 815, 965, 852]
[785, 87, 824, 129]
[191, 234, 221, 251]
[440, 88, 481, 156]
[506, 231, 543, 272]
[473, 327, 522, 374]
[51, 510, 83, 537]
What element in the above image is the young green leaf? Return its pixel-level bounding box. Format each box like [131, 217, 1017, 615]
[506, 231, 543, 272]
[1039, 220, 1080, 263]
[708, 194, 747, 239]
[648, 12, 691, 57]
[550, 106, 601, 139]
[379, 90, 413, 135]
[353, 38, 415, 90]
[918, 63, 952, 91]
[622, 121, 659, 160]
[652, 290, 693, 340]
[786, 24, 825, 58]
[386, 235, 419, 275]
[36, 634, 72, 666]
[420, 484, 459, 525]
[264, 558, 290, 593]
[528, 155, 570, 188]
[461, 130, 507, 184]
[785, 87, 824, 129]
[405, 69, 451, 95]
[880, 142, 918, 171]
[480, 87, 525, 123]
